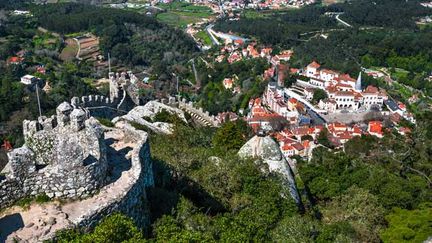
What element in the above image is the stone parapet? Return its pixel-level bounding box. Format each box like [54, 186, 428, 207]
[0, 102, 108, 210]
[73, 122, 153, 229]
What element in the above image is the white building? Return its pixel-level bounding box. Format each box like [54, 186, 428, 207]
[20, 75, 38, 85]
[361, 85, 387, 109]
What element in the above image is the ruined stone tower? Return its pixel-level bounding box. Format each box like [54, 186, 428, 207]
[0, 102, 109, 208]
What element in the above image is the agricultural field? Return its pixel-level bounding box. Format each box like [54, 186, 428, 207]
[195, 30, 212, 46]
[156, 2, 213, 28]
[242, 9, 295, 19]
[321, 0, 344, 6]
[59, 38, 78, 61]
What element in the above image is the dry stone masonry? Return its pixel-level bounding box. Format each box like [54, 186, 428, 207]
[1, 103, 108, 207]
[0, 71, 220, 242]
[0, 100, 154, 242]
[69, 71, 142, 119]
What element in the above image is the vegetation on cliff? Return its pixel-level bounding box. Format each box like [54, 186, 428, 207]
[55, 110, 432, 242]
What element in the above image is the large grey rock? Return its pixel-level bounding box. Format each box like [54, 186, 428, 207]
[132, 101, 187, 122]
[113, 101, 187, 135]
[238, 135, 301, 206]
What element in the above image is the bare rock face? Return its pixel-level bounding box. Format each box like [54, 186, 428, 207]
[113, 101, 187, 135]
[132, 101, 187, 123]
[238, 135, 302, 206]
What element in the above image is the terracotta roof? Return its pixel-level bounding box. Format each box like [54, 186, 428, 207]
[368, 121, 383, 135]
[363, 85, 379, 94]
[336, 83, 353, 88]
[321, 69, 338, 75]
[288, 98, 298, 104]
[234, 39, 244, 45]
[1, 140, 13, 151]
[335, 91, 355, 97]
[291, 127, 310, 136]
[290, 68, 299, 74]
[339, 74, 356, 83]
[281, 144, 294, 151]
[308, 61, 321, 69]
[8, 56, 23, 63]
[292, 142, 304, 151]
[337, 131, 352, 140]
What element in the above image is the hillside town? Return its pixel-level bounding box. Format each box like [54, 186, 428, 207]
[212, 40, 417, 160]
[1, 0, 432, 242]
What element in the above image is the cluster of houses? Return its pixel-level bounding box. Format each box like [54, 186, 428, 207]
[6, 50, 48, 89]
[247, 94, 390, 160]
[297, 61, 388, 112]
[217, 42, 292, 64]
[241, 56, 416, 160]
[219, 42, 293, 92]
[275, 120, 388, 160]
[219, 0, 315, 11]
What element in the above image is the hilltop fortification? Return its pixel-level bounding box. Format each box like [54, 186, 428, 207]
[1, 103, 108, 207]
[0, 99, 154, 242]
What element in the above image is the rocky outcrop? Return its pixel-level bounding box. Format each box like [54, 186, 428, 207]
[113, 101, 187, 135]
[238, 135, 302, 206]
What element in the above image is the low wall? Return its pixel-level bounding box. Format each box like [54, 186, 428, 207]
[0, 150, 107, 209]
[160, 96, 219, 127]
[70, 122, 153, 229]
[0, 117, 108, 210]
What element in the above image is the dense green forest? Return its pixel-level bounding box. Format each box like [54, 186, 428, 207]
[326, 0, 432, 29]
[53, 111, 432, 242]
[0, 2, 200, 145]
[195, 57, 270, 114]
[215, 6, 338, 47]
[214, 0, 432, 94]
[30, 3, 198, 70]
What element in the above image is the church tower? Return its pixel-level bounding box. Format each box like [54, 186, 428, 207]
[355, 71, 362, 92]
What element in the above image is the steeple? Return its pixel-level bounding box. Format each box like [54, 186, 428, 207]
[355, 71, 362, 91]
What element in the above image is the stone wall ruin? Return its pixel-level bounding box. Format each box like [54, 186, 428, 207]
[0, 102, 108, 209]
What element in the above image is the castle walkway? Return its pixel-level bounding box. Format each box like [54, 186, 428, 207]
[0, 124, 148, 242]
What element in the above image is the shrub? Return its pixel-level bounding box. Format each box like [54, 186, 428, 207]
[96, 117, 115, 127]
[35, 193, 50, 203]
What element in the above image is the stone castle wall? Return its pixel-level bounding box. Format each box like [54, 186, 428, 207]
[0, 103, 109, 210]
[69, 71, 140, 119]
[73, 122, 153, 230]
[0, 152, 107, 208]
[2, 122, 154, 242]
[160, 96, 220, 127]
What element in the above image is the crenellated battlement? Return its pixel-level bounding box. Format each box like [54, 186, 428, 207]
[59, 71, 143, 120]
[159, 96, 219, 127]
[22, 102, 93, 142]
[71, 95, 116, 109]
[0, 101, 109, 209]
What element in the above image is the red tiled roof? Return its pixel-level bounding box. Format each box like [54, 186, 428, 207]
[288, 98, 298, 104]
[8, 56, 23, 63]
[308, 61, 321, 69]
[337, 131, 353, 140]
[290, 68, 299, 74]
[292, 143, 304, 151]
[281, 144, 294, 151]
[321, 69, 338, 75]
[335, 91, 355, 97]
[339, 73, 356, 83]
[363, 85, 379, 94]
[368, 121, 383, 135]
[336, 83, 353, 88]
